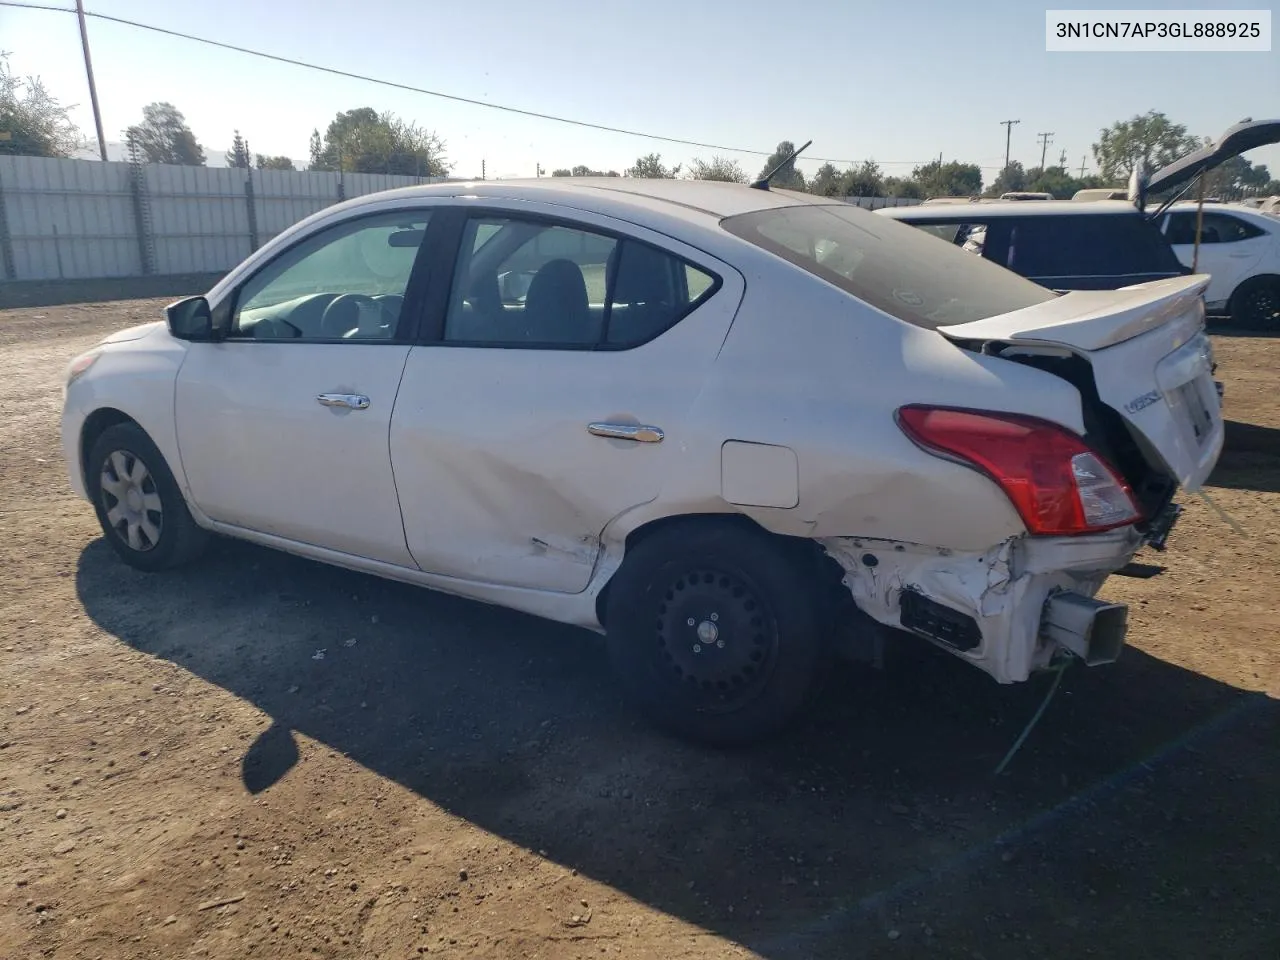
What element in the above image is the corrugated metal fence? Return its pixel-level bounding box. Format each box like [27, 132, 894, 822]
[0, 155, 920, 283]
[0, 154, 444, 282]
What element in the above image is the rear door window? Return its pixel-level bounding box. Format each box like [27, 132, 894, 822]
[443, 215, 720, 348]
[1166, 211, 1268, 245]
[1006, 214, 1184, 288]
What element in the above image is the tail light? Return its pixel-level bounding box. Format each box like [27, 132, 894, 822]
[896, 405, 1140, 535]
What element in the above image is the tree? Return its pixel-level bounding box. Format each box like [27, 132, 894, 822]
[808, 162, 845, 197]
[1243, 163, 1271, 192]
[987, 161, 1028, 196]
[125, 102, 206, 166]
[882, 176, 924, 199]
[625, 153, 681, 178]
[0, 52, 83, 157]
[756, 141, 805, 190]
[912, 159, 982, 198]
[227, 130, 251, 169]
[844, 160, 883, 198]
[1092, 110, 1201, 183]
[312, 108, 448, 176]
[256, 154, 295, 170]
[688, 155, 747, 183]
[308, 129, 323, 169]
[552, 165, 620, 177]
[1026, 166, 1076, 198]
[1206, 155, 1271, 198]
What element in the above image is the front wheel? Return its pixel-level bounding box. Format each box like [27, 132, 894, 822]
[1229, 276, 1280, 331]
[87, 422, 209, 572]
[604, 522, 826, 746]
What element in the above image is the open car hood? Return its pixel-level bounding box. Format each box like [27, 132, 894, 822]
[1138, 118, 1280, 206]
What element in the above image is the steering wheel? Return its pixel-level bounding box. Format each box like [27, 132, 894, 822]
[320, 293, 376, 338]
[320, 296, 394, 343]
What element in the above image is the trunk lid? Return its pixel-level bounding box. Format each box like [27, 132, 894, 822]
[937, 275, 1222, 491]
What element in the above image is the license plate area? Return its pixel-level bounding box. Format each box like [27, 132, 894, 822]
[1171, 379, 1215, 447]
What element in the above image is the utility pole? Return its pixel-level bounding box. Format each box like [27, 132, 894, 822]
[536, 163, 544, 178]
[1059, 148, 1068, 168]
[481, 158, 486, 181]
[1079, 155, 1087, 178]
[1037, 132, 1054, 171]
[999, 119, 1021, 170]
[76, 0, 108, 161]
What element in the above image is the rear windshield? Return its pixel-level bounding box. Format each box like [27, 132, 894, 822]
[721, 203, 1056, 329]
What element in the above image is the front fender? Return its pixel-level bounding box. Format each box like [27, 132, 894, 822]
[65, 332, 195, 513]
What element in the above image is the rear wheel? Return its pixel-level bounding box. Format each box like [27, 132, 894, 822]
[1228, 276, 1280, 331]
[87, 422, 209, 572]
[604, 522, 826, 746]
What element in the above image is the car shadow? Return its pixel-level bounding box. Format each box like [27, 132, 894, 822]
[74, 536, 1279, 958]
[1210, 420, 1280, 493]
[1206, 322, 1279, 340]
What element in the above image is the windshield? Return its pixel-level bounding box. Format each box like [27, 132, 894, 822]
[721, 203, 1057, 329]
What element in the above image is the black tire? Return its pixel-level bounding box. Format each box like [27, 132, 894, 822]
[604, 521, 826, 746]
[87, 421, 209, 572]
[1229, 276, 1280, 332]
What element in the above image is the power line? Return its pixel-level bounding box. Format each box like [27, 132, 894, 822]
[1, 0, 946, 168]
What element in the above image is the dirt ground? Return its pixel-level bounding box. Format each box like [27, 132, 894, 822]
[1, 298, 1277, 960]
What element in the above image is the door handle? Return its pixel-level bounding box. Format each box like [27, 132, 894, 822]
[587, 422, 664, 443]
[317, 393, 370, 410]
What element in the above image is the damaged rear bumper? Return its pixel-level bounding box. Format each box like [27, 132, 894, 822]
[821, 526, 1146, 683]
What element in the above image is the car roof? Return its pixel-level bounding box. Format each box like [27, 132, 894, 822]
[879, 199, 1142, 220]
[336, 177, 835, 226]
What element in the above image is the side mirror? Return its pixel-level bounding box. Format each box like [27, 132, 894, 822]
[165, 296, 214, 341]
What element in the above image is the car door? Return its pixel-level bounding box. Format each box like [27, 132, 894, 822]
[1162, 210, 1270, 306]
[174, 208, 439, 566]
[390, 205, 742, 594]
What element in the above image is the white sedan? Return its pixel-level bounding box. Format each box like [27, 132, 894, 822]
[1156, 203, 1280, 328]
[61, 178, 1223, 745]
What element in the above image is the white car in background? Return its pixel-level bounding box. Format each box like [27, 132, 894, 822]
[1155, 203, 1280, 328]
[61, 178, 1222, 745]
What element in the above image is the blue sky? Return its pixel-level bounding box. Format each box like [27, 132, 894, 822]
[2, 0, 1277, 183]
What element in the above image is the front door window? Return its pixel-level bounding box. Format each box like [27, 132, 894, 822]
[232, 212, 431, 341]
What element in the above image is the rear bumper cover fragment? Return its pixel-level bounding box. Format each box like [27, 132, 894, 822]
[822, 527, 1144, 684]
